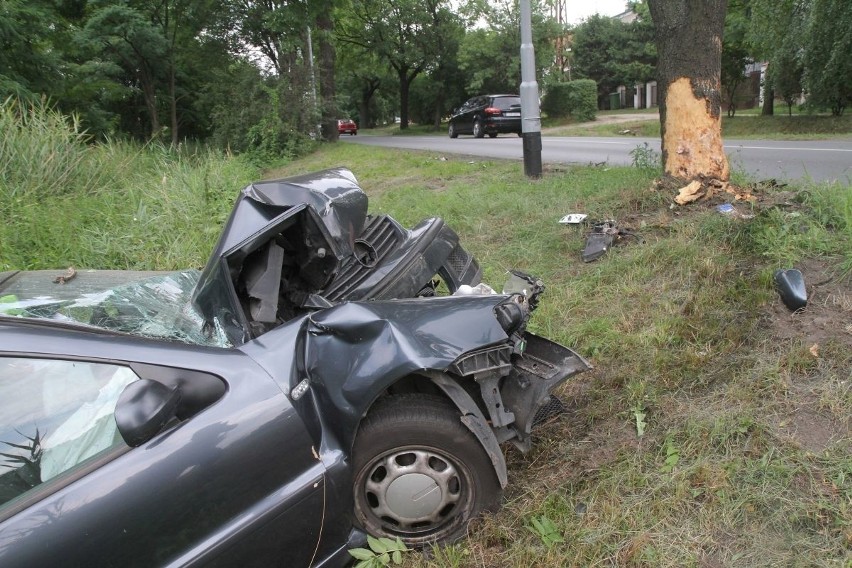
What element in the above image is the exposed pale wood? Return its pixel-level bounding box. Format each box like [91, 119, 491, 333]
[662, 78, 730, 180]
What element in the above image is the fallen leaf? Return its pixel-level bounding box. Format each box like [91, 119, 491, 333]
[809, 344, 819, 358]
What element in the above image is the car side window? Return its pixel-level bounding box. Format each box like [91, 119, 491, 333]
[0, 358, 138, 511]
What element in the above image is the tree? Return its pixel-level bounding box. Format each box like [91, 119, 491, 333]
[772, 48, 803, 116]
[748, 0, 809, 116]
[338, 0, 462, 129]
[217, 0, 338, 141]
[316, 5, 339, 141]
[721, 0, 752, 117]
[570, 10, 655, 109]
[647, 0, 730, 181]
[335, 45, 397, 128]
[80, 0, 217, 142]
[0, 0, 64, 100]
[456, 0, 557, 97]
[82, 5, 169, 139]
[802, 0, 850, 115]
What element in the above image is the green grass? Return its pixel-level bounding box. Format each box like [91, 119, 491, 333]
[268, 145, 851, 568]
[722, 114, 852, 139]
[362, 110, 850, 141]
[545, 113, 852, 140]
[4, 101, 851, 567]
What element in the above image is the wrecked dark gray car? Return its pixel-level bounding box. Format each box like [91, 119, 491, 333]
[0, 168, 589, 567]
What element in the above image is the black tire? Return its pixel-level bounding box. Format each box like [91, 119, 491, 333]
[448, 122, 458, 138]
[488, 132, 497, 138]
[352, 394, 501, 546]
[472, 118, 485, 138]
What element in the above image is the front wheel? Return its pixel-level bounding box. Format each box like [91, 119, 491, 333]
[352, 394, 501, 546]
[448, 122, 458, 138]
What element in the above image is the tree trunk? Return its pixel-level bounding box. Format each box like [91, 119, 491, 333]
[360, 78, 379, 129]
[398, 70, 410, 130]
[316, 11, 338, 142]
[140, 73, 161, 140]
[762, 83, 774, 115]
[648, 0, 729, 181]
[169, 63, 179, 145]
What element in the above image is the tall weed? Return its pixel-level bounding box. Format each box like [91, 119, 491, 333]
[0, 102, 259, 270]
[0, 98, 92, 202]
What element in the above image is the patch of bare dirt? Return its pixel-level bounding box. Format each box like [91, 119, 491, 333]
[764, 258, 852, 453]
[771, 402, 851, 453]
[767, 258, 852, 351]
[575, 416, 641, 473]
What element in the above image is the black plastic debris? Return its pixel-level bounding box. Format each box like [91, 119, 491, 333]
[582, 231, 614, 262]
[581, 220, 640, 262]
[774, 268, 808, 311]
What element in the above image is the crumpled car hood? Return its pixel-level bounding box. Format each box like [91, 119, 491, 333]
[191, 167, 481, 346]
[209, 167, 368, 259]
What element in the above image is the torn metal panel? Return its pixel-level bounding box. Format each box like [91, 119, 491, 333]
[500, 334, 591, 451]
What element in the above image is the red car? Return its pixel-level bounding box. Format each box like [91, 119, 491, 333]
[337, 118, 358, 135]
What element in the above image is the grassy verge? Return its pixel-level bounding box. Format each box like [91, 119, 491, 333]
[545, 113, 852, 140]
[5, 103, 850, 567]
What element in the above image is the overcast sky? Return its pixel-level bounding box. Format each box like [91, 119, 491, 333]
[563, 1, 629, 24]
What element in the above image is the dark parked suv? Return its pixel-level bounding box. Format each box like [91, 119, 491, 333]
[448, 95, 522, 138]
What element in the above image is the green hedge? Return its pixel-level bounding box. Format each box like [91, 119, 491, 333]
[542, 79, 598, 122]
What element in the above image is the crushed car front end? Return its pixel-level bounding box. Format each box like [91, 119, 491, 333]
[0, 167, 591, 555]
[187, 167, 591, 483]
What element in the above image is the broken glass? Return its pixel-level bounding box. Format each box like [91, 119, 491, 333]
[0, 270, 230, 348]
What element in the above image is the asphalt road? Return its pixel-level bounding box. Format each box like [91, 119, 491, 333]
[344, 134, 852, 184]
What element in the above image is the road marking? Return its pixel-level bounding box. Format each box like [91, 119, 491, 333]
[725, 145, 852, 152]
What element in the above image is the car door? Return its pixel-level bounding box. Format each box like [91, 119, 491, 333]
[0, 325, 327, 567]
[468, 96, 487, 128]
[457, 97, 477, 133]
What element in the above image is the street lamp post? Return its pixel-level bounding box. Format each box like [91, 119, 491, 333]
[519, 0, 542, 178]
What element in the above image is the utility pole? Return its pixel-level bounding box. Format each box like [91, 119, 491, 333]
[519, 0, 542, 178]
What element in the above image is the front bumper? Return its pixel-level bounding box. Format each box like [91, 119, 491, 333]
[449, 332, 591, 452]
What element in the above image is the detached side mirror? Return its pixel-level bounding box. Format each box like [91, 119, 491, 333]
[115, 379, 181, 447]
[774, 268, 807, 311]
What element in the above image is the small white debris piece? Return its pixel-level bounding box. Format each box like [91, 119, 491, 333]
[454, 283, 497, 296]
[558, 213, 588, 224]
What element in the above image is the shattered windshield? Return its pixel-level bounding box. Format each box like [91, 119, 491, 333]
[0, 270, 231, 348]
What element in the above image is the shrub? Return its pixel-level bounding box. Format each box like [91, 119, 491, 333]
[566, 79, 598, 122]
[542, 80, 598, 122]
[542, 83, 572, 118]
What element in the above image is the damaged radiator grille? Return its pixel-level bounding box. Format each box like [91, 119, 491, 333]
[445, 245, 474, 277]
[322, 215, 400, 302]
